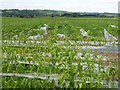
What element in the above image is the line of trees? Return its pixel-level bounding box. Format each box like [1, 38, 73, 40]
[1, 9, 118, 18]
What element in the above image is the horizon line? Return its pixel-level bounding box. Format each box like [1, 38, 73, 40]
[0, 8, 118, 14]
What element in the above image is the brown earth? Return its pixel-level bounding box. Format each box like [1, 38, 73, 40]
[96, 51, 119, 61]
[96, 51, 119, 81]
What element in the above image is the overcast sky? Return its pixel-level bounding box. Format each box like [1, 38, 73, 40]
[0, 0, 119, 13]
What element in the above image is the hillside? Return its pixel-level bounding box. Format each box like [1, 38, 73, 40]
[1, 9, 118, 18]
